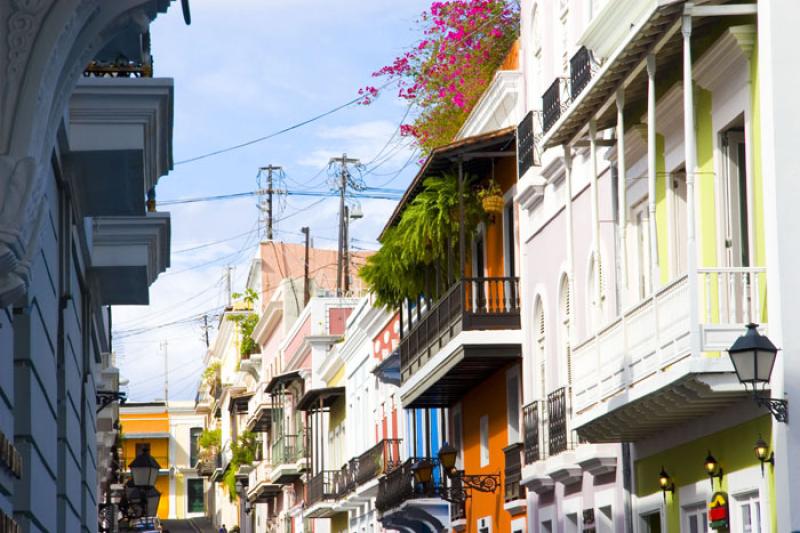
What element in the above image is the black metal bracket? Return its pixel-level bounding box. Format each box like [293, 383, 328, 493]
[461, 473, 500, 493]
[439, 470, 500, 504]
[755, 395, 788, 423]
[96, 390, 127, 414]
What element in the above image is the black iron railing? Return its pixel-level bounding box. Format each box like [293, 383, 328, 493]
[523, 401, 541, 464]
[570, 47, 593, 99]
[356, 439, 402, 486]
[543, 78, 569, 132]
[399, 277, 520, 380]
[376, 457, 441, 512]
[517, 110, 543, 177]
[272, 433, 303, 465]
[548, 387, 568, 456]
[503, 442, 524, 502]
[307, 470, 337, 506]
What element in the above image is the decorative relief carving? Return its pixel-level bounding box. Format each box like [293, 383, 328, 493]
[6, 0, 51, 82]
[0, 156, 38, 306]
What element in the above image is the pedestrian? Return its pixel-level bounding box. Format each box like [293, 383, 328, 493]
[219, 524, 227, 533]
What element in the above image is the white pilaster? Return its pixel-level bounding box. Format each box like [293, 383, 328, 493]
[682, 11, 701, 356]
[616, 89, 628, 303]
[646, 54, 659, 293]
[757, 0, 800, 529]
[589, 121, 602, 317]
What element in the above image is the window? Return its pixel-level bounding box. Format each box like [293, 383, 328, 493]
[559, 275, 572, 387]
[480, 415, 489, 467]
[504, 201, 516, 278]
[190, 427, 202, 467]
[721, 127, 750, 269]
[684, 503, 709, 533]
[735, 491, 761, 533]
[506, 367, 521, 444]
[631, 200, 651, 298]
[452, 404, 464, 469]
[187, 478, 204, 514]
[534, 297, 546, 399]
[640, 512, 662, 533]
[565, 513, 579, 533]
[669, 169, 688, 278]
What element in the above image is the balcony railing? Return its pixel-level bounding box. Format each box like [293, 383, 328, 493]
[272, 434, 303, 466]
[543, 77, 570, 132]
[569, 46, 594, 100]
[517, 110, 543, 177]
[376, 457, 441, 513]
[307, 471, 337, 506]
[547, 387, 568, 456]
[503, 442, 524, 502]
[522, 401, 541, 464]
[399, 277, 520, 381]
[356, 439, 402, 486]
[572, 267, 767, 415]
[333, 459, 359, 497]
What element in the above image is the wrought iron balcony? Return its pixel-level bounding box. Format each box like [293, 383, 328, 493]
[376, 457, 442, 513]
[517, 110, 543, 177]
[522, 401, 541, 464]
[399, 277, 520, 384]
[307, 470, 338, 506]
[503, 442, 524, 503]
[547, 387, 569, 456]
[542, 77, 570, 133]
[271, 433, 304, 466]
[569, 46, 594, 100]
[333, 459, 359, 497]
[355, 438, 402, 486]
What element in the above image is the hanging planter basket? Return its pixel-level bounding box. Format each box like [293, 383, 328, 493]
[481, 194, 504, 215]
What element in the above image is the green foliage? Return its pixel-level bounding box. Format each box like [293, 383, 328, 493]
[231, 288, 258, 308]
[202, 361, 221, 389]
[198, 428, 221, 453]
[360, 173, 483, 308]
[224, 431, 259, 501]
[228, 313, 259, 357]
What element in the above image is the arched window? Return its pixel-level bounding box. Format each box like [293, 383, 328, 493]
[559, 274, 572, 387]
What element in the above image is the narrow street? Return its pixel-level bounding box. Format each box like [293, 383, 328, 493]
[161, 518, 215, 533]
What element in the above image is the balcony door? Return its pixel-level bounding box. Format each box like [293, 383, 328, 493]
[669, 170, 688, 279]
[630, 199, 651, 300]
[471, 227, 486, 311]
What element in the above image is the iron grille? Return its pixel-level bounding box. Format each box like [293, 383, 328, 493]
[547, 387, 568, 456]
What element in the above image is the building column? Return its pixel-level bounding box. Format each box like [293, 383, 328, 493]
[682, 12, 701, 355]
[616, 89, 628, 306]
[589, 120, 602, 319]
[757, 0, 800, 529]
[647, 54, 660, 293]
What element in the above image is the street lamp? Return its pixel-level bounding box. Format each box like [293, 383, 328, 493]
[412, 460, 434, 485]
[658, 466, 675, 501]
[438, 442, 458, 473]
[754, 435, 774, 476]
[727, 323, 788, 422]
[128, 450, 161, 487]
[703, 451, 723, 488]
[144, 486, 161, 517]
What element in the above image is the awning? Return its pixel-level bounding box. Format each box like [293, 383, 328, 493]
[229, 392, 254, 414]
[379, 127, 516, 240]
[265, 370, 303, 394]
[372, 350, 401, 386]
[296, 387, 345, 412]
[542, 0, 686, 149]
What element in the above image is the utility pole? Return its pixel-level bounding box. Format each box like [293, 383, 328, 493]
[301, 226, 310, 306]
[202, 314, 210, 348]
[225, 265, 233, 307]
[329, 153, 360, 296]
[343, 205, 350, 294]
[258, 165, 282, 240]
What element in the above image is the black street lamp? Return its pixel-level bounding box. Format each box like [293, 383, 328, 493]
[435, 442, 499, 505]
[128, 451, 161, 487]
[727, 323, 788, 422]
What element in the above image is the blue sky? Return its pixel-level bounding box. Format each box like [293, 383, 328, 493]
[114, 0, 429, 401]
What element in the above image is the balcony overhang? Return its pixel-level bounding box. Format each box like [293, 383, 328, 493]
[400, 330, 522, 408]
[87, 213, 170, 305]
[304, 501, 339, 519]
[68, 77, 173, 206]
[265, 370, 303, 394]
[297, 387, 345, 412]
[248, 480, 282, 503]
[575, 360, 751, 442]
[270, 463, 301, 485]
[246, 402, 274, 433]
[541, 0, 685, 150]
[229, 392, 254, 414]
[380, 127, 516, 240]
[456, 70, 523, 140]
[372, 350, 401, 386]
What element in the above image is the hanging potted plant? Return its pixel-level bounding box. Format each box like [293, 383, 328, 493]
[478, 180, 504, 216]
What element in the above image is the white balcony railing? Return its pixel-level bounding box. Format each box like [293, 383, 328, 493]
[248, 459, 272, 491]
[572, 267, 767, 414]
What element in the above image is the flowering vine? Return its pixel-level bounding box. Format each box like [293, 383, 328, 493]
[362, 0, 519, 153]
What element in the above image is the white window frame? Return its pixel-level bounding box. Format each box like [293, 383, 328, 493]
[506, 366, 521, 445]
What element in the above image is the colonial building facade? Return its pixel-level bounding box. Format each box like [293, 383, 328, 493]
[0, 1, 176, 531]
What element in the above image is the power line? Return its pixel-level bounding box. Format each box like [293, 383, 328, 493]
[173, 81, 393, 166]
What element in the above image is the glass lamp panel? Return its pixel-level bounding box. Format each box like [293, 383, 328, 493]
[730, 350, 757, 383]
[756, 348, 777, 383]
